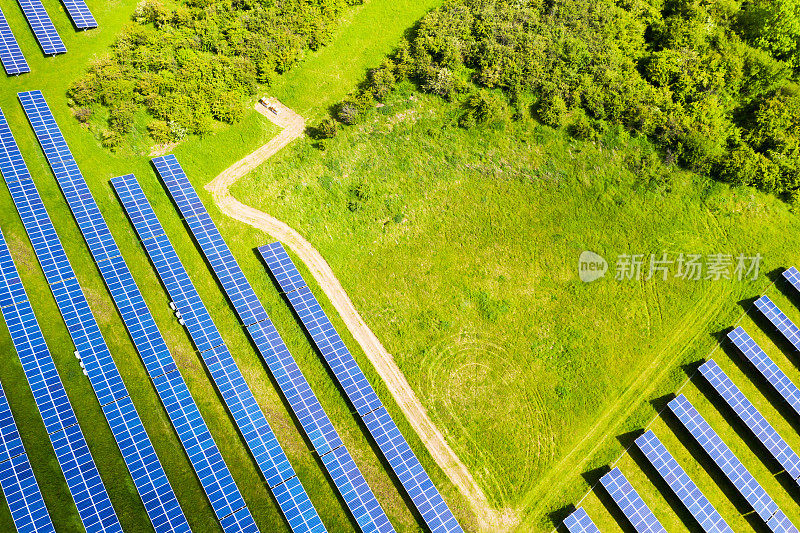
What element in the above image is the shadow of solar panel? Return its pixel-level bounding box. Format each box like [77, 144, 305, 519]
[59, 0, 96, 29]
[259, 243, 462, 533]
[728, 327, 800, 419]
[14, 91, 191, 533]
[668, 394, 783, 524]
[635, 431, 732, 533]
[0, 8, 29, 75]
[15, 1, 65, 54]
[599, 467, 666, 533]
[562, 508, 600, 533]
[111, 174, 324, 533]
[699, 359, 800, 484]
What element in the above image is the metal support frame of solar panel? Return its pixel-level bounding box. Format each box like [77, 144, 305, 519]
[562, 508, 599, 533]
[59, 0, 96, 29]
[0, 8, 28, 75]
[9, 97, 254, 532]
[0, 361, 53, 531]
[15, 1, 65, 55]
[698, 359, 800, 487]
[634, 430, 732, 533]
[598, 467, 666, 533]
[110, 174, 325, 533]
[258, 241, 463, 533]
[728, 326, 800, 419]
[0, 110, 124, 533]
[153, 156, 399, 533]
[667, 394, 793, 531]
[15, 91, 190, 533]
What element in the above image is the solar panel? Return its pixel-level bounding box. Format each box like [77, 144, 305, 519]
[3, 107, 255, 530]
[668, 394, 783, 524]
[783, 267, 800, 296]
[634, 430, 732, 533]
[152, 155, 405, 532]
[698, 359, 800, 485]
[258, 242, 463, 533]
[15, 91, 190, 533]
[15, 0, 65, 55]
[0, 8, 29, 75]
[0, 381, 54, 532]
[562, 508, 599, 533]
[728, 327, 800, 419]
[110, 174, 326, 533]
[599, 467, 665, 533]
[59, 0, 96, 29]
[754, 295, 800, 352]
[0, 115, 123, 533]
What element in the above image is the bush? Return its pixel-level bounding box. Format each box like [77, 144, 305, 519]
[73, 108, 92, 124]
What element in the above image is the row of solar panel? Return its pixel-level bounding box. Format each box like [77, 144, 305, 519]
[110, 174, 327, 533]
[0, 0, 97, 75]
[564, 279, 800, 532]
[151, 156, 418, 532]
[4, 94, 262, 532]
[258, 241, 463, 533]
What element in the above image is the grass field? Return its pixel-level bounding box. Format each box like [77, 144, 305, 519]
[0, 0, 455, 531]
[231, 87, 800, 530]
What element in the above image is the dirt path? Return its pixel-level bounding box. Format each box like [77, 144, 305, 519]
[206, 99, 512, 531]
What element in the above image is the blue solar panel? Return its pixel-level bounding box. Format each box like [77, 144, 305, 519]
[699, 359, 800, 484]
[755, 295, 800, 352]
[0, 8, 29, 75]
[3, 113, 254, 529]
[783, 267, 800, 296]
[635, 430, 732, 533]
[259, 242, 462, 533]
[15, 91, 190, 533]
[0, 238, 121, 533]
[59, 0, 96, 29]
[15, 0, 65, 55]
[599, 467, 665, 533]
[0, 383, 54, 533]
[152, 155, 401, 532]
[110, 174, 325, 533]
[668, 394, 784, 524]
[562, 508, 599, 533]
[728, 327, 800, 419]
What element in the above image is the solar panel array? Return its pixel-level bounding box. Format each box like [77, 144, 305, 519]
[153, 155, 402, 533]
[8, 99, 255, 532]
[728, 327, 800, 419]
[783, 266, 800, 297]
[110, 174, 326, 533]
[562, 508, 599, 533]
[258, 241, 463, 533]
[667, 394, 791, 530]
[16, 90, 190, 533]
[59, 0, 96, 29]
[0, 108, 124, 533]
[599, 467, 666, 533]
[698, 359, 800, 485]
[755, 295, 800, 351]
[0, 8, 28, 75]
[634, 430, 732, 533]
[0, 361, 53, 531]
[16, 0, 65, 55]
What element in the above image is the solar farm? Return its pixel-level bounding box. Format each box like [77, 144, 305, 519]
[560, 274, 800, 531]
[0, 80, 464, 532]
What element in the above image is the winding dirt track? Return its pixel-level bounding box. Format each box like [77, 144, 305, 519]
[206, 99, 510, 531]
